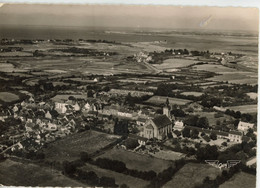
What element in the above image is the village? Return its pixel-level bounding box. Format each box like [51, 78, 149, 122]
[0, 37, 257, 187]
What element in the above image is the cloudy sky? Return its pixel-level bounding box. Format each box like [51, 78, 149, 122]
[0, 4, 258, 31]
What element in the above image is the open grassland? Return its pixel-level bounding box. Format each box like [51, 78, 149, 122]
[0, 92, 20, 102]
[193, 64, 257, 85]
[0, 159, 86, 187]
[193, 64, 237, 73]
[154, 58, 198, 70]
[226, 104, 257, 114]
[81, 163, 149, 188]
[181, 91, 204, 97]
[51, 94, 89, 102]
[247, 92, 257, 100]
[95, 148, 173, 173]
[146, 96, 192, 105]
[164, 163, 221, 188]
[219, 172, 256, 188]
[207, 73, 257, 85]
[43, 131, 120, 162]
[192, 112, 234, 126]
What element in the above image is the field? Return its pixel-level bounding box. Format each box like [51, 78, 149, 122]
[0, 159, 86, 187]
[219, 172, 256, 188]
[81, 163, 149, 188]
[181, 91, 204, 97]
[51, 94, 89, 102]
[146, 96, 192, 105]
[192, 112, 234, 126]
[226, 104, 257, 114]
[0, 92, 20, 102]
[42, 131, 120, 162]
[95, 148, 173, 173]
[154, 58, 197, 70]
[247, 92, 257, 100]
[193, 64, 258, 85]
[164, 163, 221, 188]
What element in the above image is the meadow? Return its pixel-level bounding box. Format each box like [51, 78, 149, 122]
[181, 91, 204, 97]
[81, 163, 149, 188]
[0, 92, 20, 102]
[226, 104, 257, 114]
[219, 172, 256, 188]
[154, 58, 197, 70]
[164, 163, 221, 188]
[95, 148, 173, 173]
[146, 96, 192, 105]
[0, 159, 86, 187]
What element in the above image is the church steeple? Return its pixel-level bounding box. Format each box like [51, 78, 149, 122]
[163, 98, 171, 119]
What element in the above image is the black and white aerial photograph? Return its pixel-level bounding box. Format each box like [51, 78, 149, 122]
[0, 2, 258, 188]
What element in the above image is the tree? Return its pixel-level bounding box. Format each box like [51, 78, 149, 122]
[87, 90, 94, 98]
[191, 129, 199, 139]
[68, 96, 76, 101]
[196, 145, 219, 161]
[197, 117, 209, 128]
[80, 152, 91, 162]
[210, 133, 217, 140]
[99, 176, 116, 187]
[182, 127, 191, 138]
[184, 115, 199, 127]
[114, 120, 128, 135]
[221, 142, 227, 146]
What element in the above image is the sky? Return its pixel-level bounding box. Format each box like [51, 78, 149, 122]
[0, 4, 258, 31]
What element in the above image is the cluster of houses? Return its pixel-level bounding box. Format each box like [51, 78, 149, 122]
[0, 90, 256, 155]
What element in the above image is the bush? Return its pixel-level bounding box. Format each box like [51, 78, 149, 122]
[80, 152, 91, 162]
[222, 142, 227, 146]
[210, 133, 217, 140]
[203, 135, 210, 142]
[173, 130, 181, 137]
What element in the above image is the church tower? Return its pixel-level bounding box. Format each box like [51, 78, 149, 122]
[163, 98, 171, 119]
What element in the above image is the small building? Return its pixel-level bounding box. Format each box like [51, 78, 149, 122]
[129, 134, 148, 145]
[45, 111, 52, 119]
[173, 120, 184, 131]
[237, 121, 254, 134]
[228, 131, 243, 143]
[136, 118, 147, 126]
[246, 156, 256, 167]
[55, 102, 67, 114]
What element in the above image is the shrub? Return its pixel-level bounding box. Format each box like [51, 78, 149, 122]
[221, 142, 227, 146]
[210, 133, 217, 140]
[203, 135, 210, 142]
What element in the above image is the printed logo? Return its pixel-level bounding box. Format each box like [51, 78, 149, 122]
[205, 160, 241, 169]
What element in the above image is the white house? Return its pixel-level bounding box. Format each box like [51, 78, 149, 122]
[45, 111, 52, 119]
[173, 120, 184, 131]
[237, 121, 254, 134]
[55, 102, 67, 114]
[228, 131, 243, 143]
[73, 102, 81, 111]
[246, 156, 256, 167]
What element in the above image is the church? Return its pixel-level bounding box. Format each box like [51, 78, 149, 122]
[142, 98, 174, 140]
